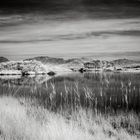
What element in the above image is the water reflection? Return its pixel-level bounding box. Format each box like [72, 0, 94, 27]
[0, 74, 52, 86]
[0, 72, 140, 113]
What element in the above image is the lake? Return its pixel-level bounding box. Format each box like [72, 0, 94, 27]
[0, 72, 140, 114]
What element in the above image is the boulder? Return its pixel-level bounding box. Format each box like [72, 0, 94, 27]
[47, 71, 56, 76]
[79, 68, 86, 73]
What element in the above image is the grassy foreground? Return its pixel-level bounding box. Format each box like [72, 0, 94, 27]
[0, 96, 140, 140]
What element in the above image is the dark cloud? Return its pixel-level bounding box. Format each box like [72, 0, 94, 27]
[0, 0, 140, 7]
[0, 0, 140, 15]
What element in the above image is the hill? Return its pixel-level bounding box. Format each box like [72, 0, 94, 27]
[25, 56, 67, 64]
[111, 58, 138, 66]
[0, 57, 140, 75]
[0, 57, 9, 63]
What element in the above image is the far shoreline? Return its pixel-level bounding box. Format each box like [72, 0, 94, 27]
[0, 56, 140, 78]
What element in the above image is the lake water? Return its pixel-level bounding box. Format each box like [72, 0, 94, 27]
[0, 72, 140, 114]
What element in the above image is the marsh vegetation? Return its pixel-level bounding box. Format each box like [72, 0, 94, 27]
[0, 72, 140, 140]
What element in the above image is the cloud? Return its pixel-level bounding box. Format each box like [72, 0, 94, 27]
[0, 0, 140, 7]
[0, 30, 140, 44]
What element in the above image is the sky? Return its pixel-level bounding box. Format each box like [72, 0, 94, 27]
[0, 0, 140, 5]
[0, 1, 140, 60]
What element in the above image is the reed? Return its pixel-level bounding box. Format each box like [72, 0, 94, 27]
[0, 96, 139, 140]
[0, 73, 140, 140]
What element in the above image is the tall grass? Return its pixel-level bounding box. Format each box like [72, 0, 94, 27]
[0, 96, 140, 140]
[0, 73, 140, 140]
[0, 73, 140, 113]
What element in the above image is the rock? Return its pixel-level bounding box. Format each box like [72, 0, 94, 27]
[79, 68, 86, 73]
[47, 71, 56, 76]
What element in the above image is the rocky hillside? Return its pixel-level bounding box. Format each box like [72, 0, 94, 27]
[25, 56, 140, 70]
[111, 59, 139, 66]
[0, 57, 9, 63]
[0, 57, 140, 75]
[0, 59, 72, 75]
[82, 58, 140, 72]
[0, 60, 47, 75]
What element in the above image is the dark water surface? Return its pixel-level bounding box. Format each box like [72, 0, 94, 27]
[0, 72, 140, 114]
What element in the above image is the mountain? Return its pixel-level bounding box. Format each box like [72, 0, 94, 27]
[25, 56, 67, 64]
[25, 56, 140, 67]
[0, 57, 9, 63]
[25, 56, 84, 65]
